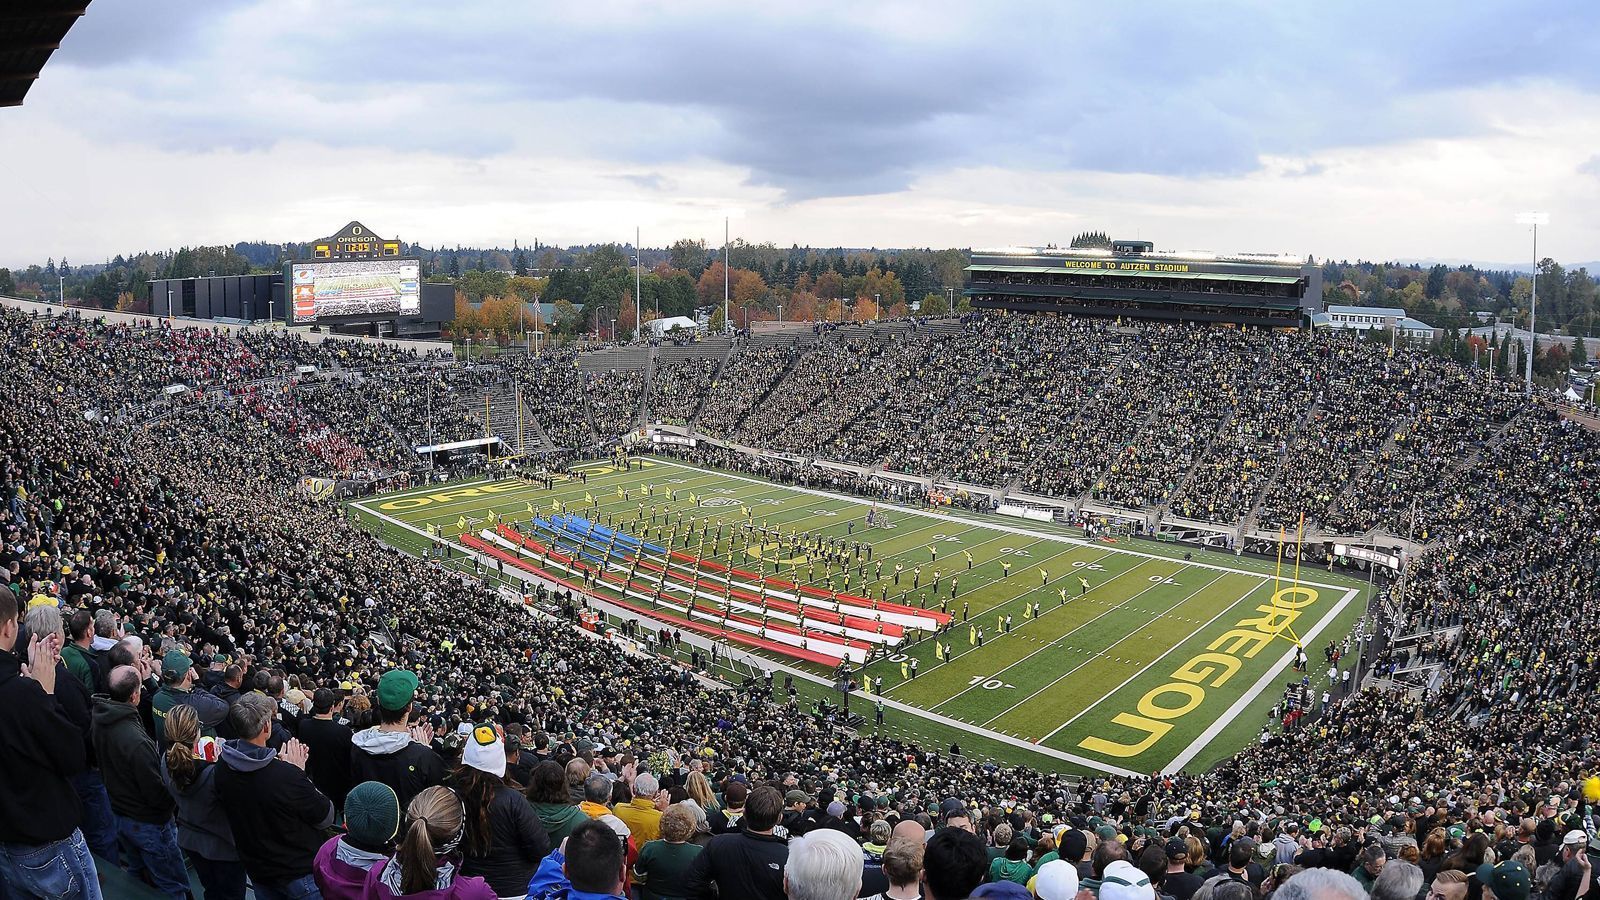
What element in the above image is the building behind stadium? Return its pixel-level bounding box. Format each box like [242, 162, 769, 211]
[966, 240, 1323, 327]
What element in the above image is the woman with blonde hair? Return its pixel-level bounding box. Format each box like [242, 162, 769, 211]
[161, 703, 245, 900]
[362, 785, 495, 900]
[684, 771, 719, 815]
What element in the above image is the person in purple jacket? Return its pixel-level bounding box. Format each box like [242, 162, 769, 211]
[313, 782, 402, 900]
[362, 786, 495, 900]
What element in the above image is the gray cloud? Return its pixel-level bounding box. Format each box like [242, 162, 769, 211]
[38, 0, 1600, 200]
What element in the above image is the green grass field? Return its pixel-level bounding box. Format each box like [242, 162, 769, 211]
[350, 455, 1371, 777]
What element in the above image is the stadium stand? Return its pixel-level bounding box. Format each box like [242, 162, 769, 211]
[2, 304, 1598, 900]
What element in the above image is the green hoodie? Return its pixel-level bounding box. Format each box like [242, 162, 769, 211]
[533, 800, 590, 845]
[990, 856, 1034, 885]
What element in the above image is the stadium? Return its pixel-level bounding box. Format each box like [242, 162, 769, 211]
[4, 5, 1599, 900]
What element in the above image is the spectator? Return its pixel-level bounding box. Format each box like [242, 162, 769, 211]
[28, 603, 117, 864]
[527, 819, 630, 900]
[578, 774, 634, 855]
[1477, 862, 1532, 900]
[989, 835, 1034, 886]
[922, 827, 987, 900]
[685, 784, 789, 900]
[161, 703, 244, 900]
[863, 836, 926, 900]
[1545, 833, 1592, 900]
[215, 692, 335, 900]
[1032, 859, 1081, 900]
[92, 663, 189, 900]
[61, 608, 100, 694]
[299, 688, 356, 813]
[1353, 846, 1387, 895]
[633, 803, 703, 900]
[1164, 837, 1204, 900]
[1275, 869, 1368, 900]
[1100, 859, 1157, 900]
[708, 781, 748, 835]
[1370, 862, 1422, 900]
[312, 781, 402, 900]
[783, 828, 863, 900]
[860, 819, 894, 896]
[0, 589, 101, 900]
[783, 791, 816, 839]
[151, 648, 229, 745]
[1427, 871, 1469, 900]
[527, 761, 588, 847]
[615, 773, 665, 846]
[364, 785, 495, 900]
[350, 669, 444, 811]
[452, 723, 551, 899]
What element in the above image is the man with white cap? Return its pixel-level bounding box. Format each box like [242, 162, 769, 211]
[1032, 859, 1081, 900]
[1546, 831, 1593, 900]
[1099, 859, 1156, 900]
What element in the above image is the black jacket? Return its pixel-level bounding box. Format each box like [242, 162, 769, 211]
[684, 828, 788, 900]
[214, 739, 335, 886]
[349, 727, 445, 810]
[92, 696, 176, 825]
[0, 648, 86, 844]
[296, 715, 354, 811]
[54, 659, 97, 767]
[458, 783, 551, 897]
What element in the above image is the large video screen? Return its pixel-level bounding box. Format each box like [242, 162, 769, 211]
[289, 259, 420, 323]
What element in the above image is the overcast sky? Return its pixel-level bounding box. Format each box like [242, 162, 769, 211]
[4, 0, 1599, 268]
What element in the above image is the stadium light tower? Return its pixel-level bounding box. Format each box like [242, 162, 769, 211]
[723, 217, 730, 334]
[635, 226, 642, 343]
[1516, 211, 1549, 395]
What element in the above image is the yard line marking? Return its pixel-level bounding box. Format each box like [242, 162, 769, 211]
[1035, 575, 1276, 746]
[925, 555, 1159, 711]
[977, 569, 1233, 727]
[881, 544, 1126, 688]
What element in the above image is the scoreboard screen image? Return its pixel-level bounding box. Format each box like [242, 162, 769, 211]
[289, 259, 420, 323]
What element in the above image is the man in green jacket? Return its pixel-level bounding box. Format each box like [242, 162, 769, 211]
[150, 649, 229, 745]
[60, 608, 100, 694]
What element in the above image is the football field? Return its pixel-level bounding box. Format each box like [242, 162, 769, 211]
[351, 455, 1368, 776]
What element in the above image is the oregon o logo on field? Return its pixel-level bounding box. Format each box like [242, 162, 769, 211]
[699, 497, 742, 508]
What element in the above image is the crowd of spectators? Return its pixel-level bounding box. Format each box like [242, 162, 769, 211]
[650, 357, 721, 426]
[587, 369, 647, 437]
[695, 345, 802, 439]
[3, 306, 1600, 900]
